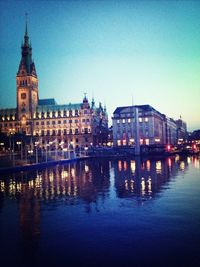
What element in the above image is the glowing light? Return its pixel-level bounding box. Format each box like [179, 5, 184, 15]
[156, 161, 162, 173]
[130, 160, 135, 173]
[85, 165, 89, 173]
[118, 160, 122, 171]
[146, 160, 150, 171]
[180, 161, 185, 171]
[168, 158, 172, 168]
[124, 161, 127, 171]
[141, 177, 145, 195]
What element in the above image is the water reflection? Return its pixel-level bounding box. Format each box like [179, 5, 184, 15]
[113, 156, 189, 200]
[0, 156, 198, 205]
[0, 155, 199, 267]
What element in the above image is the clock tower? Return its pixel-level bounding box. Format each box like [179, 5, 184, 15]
[16, 19, 38, 134]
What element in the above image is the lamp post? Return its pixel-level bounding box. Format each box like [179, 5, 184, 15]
[35, 141, 39, 164]
[16, 141, 22, 161]
[0, 142, 4, 152]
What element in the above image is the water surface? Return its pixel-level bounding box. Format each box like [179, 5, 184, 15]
[0, 155, 200, 267]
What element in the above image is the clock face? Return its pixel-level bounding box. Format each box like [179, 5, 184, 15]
[21, 93, 26, 100]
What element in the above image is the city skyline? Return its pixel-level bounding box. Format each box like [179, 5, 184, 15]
[0, 0, 200, 131]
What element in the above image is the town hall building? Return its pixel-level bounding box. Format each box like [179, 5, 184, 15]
[0, 22, 108, 150]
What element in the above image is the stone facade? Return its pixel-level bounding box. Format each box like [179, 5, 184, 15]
[112, 105, 187, 147]
[0, 23, 108, 150]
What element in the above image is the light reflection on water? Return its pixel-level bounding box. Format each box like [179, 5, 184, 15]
[0, 155, 200, 267]
[0, 156, 192, 201]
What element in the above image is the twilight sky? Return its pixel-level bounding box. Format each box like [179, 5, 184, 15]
[0, 0, 200, 131]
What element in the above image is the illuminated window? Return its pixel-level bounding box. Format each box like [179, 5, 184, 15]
[145, 117, 148, 122]
[122, 139, 126, 146]
[117, 119, 120, 124]
[117, 140, 121, 146]
[139, 117, 142, 122]
[122, 119, 126, 123]
[155, 138, 160, 142]
[145, 139, 149, 145]
[128, 118, 131, 123]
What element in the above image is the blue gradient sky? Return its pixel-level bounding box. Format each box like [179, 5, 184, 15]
[0, 0, 200, 131]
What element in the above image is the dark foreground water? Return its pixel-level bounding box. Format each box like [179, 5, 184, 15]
[0, 155, 200, 267]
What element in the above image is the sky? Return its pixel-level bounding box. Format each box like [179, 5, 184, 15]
[0, 0, 200, 131]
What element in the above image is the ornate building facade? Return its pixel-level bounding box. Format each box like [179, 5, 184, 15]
[0, 23, 108, 150]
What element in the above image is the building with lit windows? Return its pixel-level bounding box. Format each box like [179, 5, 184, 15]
[0, 23, 108, 150]
[112, 105, 187, 148]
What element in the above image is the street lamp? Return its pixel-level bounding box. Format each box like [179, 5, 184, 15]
[0, 142, 4, 152]
[35, 141, 39, 164]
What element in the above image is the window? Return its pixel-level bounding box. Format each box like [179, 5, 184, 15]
[58, 120, 61, 124]
[117, 119, 120, 124]
[76, 138, 79, 143]
[52, 121, 56, 125]
[63, 129, 67, 135]
[69, 119, 72, 123]
[75, 110, 79, 116]
[75, 128, 79, 134]
[117, 140, 121, 146]
[36, 122, 39, 125]
[139, 117, 142, 122]
[82, 119, 85, 122]
[58, 129, 61, 136]
[145, 117, 149, 122]
[47, 121, 50, 125]
[84, 128, 88, 134]
[69, 129, 72, 134]
[41, 121, 44, 125]
[122, 119, 126, 123]
[75, 119, 78, 123]
[128, 118, 131, 123]
[63, 120, 67, 124]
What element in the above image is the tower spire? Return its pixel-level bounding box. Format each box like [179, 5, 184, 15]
[24, 12, 29, 47]
[25, 12, 28, 36]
